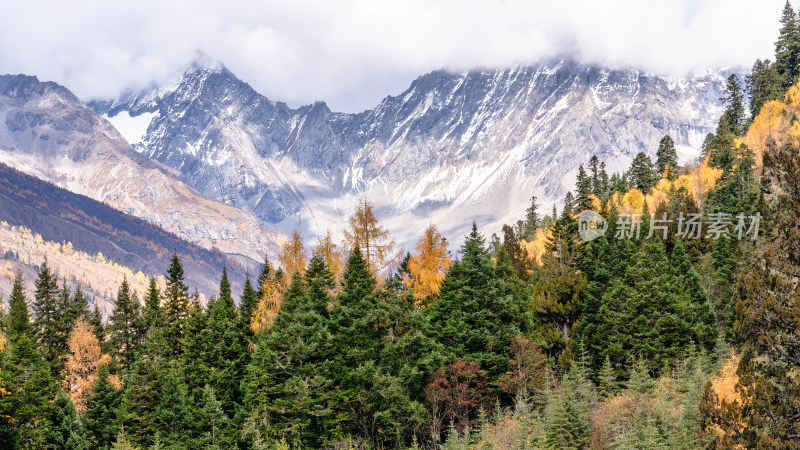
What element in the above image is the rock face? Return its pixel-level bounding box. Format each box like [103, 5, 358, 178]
[94, 60, 731, 248]
[0, 74, 285, 265]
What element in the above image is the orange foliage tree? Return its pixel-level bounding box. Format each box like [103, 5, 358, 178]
[250, 273, 286, 335]
[405, 224, 451, 305]
[63, 317, 112, 414]
[314, 229, 346, 284]
[343, 197, 396, 274]
[279, 230, 307, 279]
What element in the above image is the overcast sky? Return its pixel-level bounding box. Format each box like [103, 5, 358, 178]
[0, 0, 786, 112]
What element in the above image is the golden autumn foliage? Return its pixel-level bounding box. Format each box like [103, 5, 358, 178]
[279, 230, 307, 279]
[63, 317, 115, 414]
[703, 351, 744, 446]
[405, 224, 451, 305]
[522, 227, 551, 265]
[343, 197, 396, 273]
[709, 352, 741, 405]
[609, 157, 722, 215]
[314, 229, 346, 285]
[0, 221, 164, 315]
[250, 274, 285, 335]
[738, 83, 800, 169]
[0, 332, 6, 353]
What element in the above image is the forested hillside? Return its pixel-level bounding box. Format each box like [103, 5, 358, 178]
[0, 162, 249, 299]
[2, 3, 800, 450]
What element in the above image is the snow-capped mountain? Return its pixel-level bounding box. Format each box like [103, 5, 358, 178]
[0, 74, 285, 265]
[93, 60, 731, 248]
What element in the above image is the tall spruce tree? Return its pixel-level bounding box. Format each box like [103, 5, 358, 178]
[747, 59, 782, 118]
[153, 363, 194, 447]
[245, 261, 334, 447]
[589, 155, 600, 194]
[775, 0, 800, 88]
[522, 195, 540, 241]
[198, 268, 247, 417]
[7, 272, 30, 339]
[109, 278, 144, 369]
[592, 240, 706, 375]
[655, 135, 678, 180]
[32, 257, 67, 375]
[142, 276, 163, 336]
[531, 242, 587, 359]
[49, 392, 90, 449]
[194, 385, 235, 449]
[239, 274, 258, 337]
[84, 365, 122, 450]
[162, 250, 189, 357]
[719, 74, 747, 137]
[575, 165, 594, 211]
[0, 333, 60, 447]
[427, 223, 525, 379]
[627, 152, 657, 193]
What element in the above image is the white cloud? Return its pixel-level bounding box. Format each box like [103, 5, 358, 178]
[0, 0, 785, 112]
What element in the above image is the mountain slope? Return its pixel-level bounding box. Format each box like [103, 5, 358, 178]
[96, 60, 731, 247]
[0, 161, 248, 300]
[0, 74, 284, 265]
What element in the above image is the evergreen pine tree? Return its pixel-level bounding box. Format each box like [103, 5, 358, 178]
[575, 165, 594, 211]
[775, 0, 800, 88]
[142, 276, 163, 335]
[153, 364, 194, 447]
[627, 357, 655, 394]
[670, 240, 716, 350]
[239, 274, 258, 337]
[32, 257, 66, 375]
[427, 223, 526, 379]
[593, 241, 701, 375]
[0, 333, 60, 447]
[255, 255, 274, 302]
[246, 261, 335, 447]
[627, 152, 657, 193]
[655, 135, 678, 180]
[522, 195, 540, 241]
[117, 354, 168, 447]
[109, 278, 144, 369]
[531, 242, 587, 359]
[194, 385, 235, 449]
[598, 162, 610, 198]
[182, 296, 209, 401]
[589, 155, 600, 194]
[86, 303, 105, 347]
[198, 267, 248, 417]
[163, 250, 189, 357]
[84, 365, 122, 450]
[597, 355, 618, 398]
[49, 392, 90, 449]
[747, 59, 782, 118]
[7, 272, 31, 339]
[718, 74, 747, 136]
[66, 284, 90, 329]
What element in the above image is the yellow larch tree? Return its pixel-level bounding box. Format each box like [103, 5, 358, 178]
[250, 274, 286, 336]
[405, 224, 451, 305]
[279, 230, 307, 279]
[314, 229, 346, 285]
[343, 197, 396, 273]
[63, 317, 113, 414]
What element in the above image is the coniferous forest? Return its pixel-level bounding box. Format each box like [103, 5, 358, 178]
[4, 3, 800, 450]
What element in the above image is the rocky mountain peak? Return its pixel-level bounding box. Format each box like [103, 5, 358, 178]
[95, 59, 734, 249]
